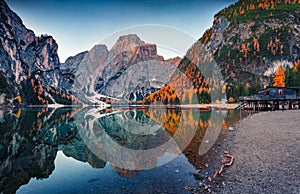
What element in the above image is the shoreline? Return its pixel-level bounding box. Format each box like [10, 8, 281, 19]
[180, 103, 239, 110]
[210, 110, 300, 193]
[0, 103, 240, 110]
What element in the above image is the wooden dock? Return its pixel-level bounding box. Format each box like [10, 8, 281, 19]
[236, 86, 300, 111]
[237, 96, 300, 111]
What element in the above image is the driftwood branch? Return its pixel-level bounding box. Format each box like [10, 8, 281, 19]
[213, 153, 234, 179]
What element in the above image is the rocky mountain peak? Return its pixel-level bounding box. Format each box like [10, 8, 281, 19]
[56, 32, 179, 104]
[91, 44, 108, 54]
[89, 34, 180, 102]
[110, 34, 145, 55]
[61, 51, 88, 71]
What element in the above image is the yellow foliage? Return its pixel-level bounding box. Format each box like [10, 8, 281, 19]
[292, 60, 300, 72]
[188, 93, 193, 104]
[207, 88, 211, 95]
[245, 83, 250, 89]
[240, 43, 246, 52]
[273, 65, 285, 87]
[239, 7, 245, 15]
[249, 4, 255, 10]
[16, 95, 22, 104]
[221, 84, 226, 94]
[199, 87, 203, 94]
[16, 109, 21, 119]
[253, 37, 260, 52]
[228, 97, 235, 103]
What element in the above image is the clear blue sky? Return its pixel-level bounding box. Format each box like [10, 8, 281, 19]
[6, 0, 237, 62]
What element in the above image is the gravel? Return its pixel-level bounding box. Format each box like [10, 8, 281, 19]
[216, 110, 300, 194]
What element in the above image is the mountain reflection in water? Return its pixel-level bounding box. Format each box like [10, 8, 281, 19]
[0, 107, 237, 193]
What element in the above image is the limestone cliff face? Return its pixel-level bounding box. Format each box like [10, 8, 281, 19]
[108, 34, 146, 60]
[67, 34, 180, 103]
[95, 34, 178, 102]
[73, 44, 109, 102]
[187, 0, 300, 97]
[59, 51, 88, 92]
[0, 1, 71, 105]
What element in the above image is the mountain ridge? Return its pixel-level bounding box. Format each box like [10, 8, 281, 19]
[186, 0, 300, 101]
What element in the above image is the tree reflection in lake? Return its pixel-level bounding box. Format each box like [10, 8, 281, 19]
[0, 108, 105, 194]
[0, 107, 236, 193]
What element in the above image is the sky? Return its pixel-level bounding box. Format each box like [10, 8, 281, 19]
[6, 0, 237, 62]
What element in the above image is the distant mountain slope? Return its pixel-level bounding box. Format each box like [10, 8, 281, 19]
[145, 0, 300, 104]
[186, 0, 300, 101]
[64, 34, 181, 104]
[95, 35, 181, 102]
[142, 56, 213, 105]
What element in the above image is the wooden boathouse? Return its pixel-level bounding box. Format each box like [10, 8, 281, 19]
[237, 86, 300, 111]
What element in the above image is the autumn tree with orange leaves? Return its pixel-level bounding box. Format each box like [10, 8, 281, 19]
[273, 66, 285, 87]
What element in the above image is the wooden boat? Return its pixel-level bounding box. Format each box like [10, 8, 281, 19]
[197, 107, 211, 111]
[135, 107, 146, 110]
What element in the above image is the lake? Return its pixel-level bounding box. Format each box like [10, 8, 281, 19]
[0, 107, 244, 193]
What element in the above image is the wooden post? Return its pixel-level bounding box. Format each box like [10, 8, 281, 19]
[275, 101, 279, 110]
[255, 101, 257, 112]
